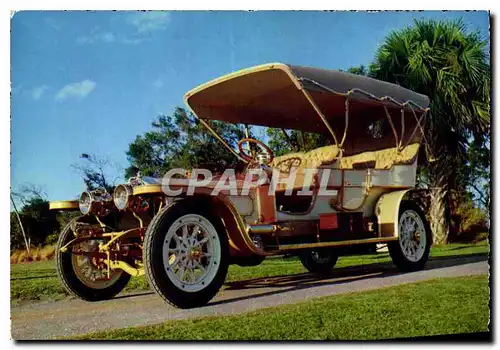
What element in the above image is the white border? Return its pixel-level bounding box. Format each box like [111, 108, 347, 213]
[3, 3, 495, 349]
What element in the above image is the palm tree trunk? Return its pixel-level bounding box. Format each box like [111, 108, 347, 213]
[429, 185, 449, 244]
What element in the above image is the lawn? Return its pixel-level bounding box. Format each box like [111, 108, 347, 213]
[73, 275, 490, 340]
[10, 242, 489, 303]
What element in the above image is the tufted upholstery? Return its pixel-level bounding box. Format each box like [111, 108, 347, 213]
[271, 145, 339, 190]
[339, 143, 420, 169]
[269, 143, 419, 190]
[271, 145, 339, 173]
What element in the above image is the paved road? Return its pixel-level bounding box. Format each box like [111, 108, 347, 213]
[11, 254, 489, 340]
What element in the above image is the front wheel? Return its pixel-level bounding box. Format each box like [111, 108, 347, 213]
[56, 218, 131, 301]
[388, 201, 432, 272]
[299, 248, 338, 275]
[143, 203, 229, 309]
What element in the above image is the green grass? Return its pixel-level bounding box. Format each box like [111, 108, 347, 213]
[11, 242, 489, 303]
[73, 275, 490, 340]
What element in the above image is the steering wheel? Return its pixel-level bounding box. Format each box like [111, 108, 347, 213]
[237, 138, 274, 164]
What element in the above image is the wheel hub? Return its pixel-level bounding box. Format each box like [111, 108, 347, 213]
[188, 248, 202, 260]
[413, 231, 421, 242]
[71, 240, 122, 288]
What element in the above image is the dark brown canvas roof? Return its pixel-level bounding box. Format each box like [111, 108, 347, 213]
[184, 63, 430, 133]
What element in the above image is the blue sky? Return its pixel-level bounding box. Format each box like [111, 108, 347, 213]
[11, 11, 490, 202]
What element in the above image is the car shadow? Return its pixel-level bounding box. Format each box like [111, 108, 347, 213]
[446, 245, 488, 251]
[206, 252, 489, 307]
[109, 252, 488, 303]
[113, 291, 155, 300]
[224, 252, 488, 290]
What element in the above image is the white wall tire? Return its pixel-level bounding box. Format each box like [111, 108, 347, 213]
[71, 239, 124, 290]
[398, 210, 427, 262]
[388, 201, 432, 272]
[162, 214, 222, 293]
[144, 200, 229, 309]
[56, 218, 131, 301]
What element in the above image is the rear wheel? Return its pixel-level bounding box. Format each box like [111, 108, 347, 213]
[299, 248, 338, 275]
[56, 219, 131, 301]
[388, 201, 432, 272]
[143, 203, 229, 309]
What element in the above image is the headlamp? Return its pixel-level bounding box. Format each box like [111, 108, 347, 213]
[78, 191, 93, 215]
[113, 184, 133, 211]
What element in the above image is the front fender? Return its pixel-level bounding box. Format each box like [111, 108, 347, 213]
[168, 195, 274, 257]
[49, 200, 79, 211]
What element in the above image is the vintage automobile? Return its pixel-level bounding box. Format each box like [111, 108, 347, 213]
[50, 63, 433, 309]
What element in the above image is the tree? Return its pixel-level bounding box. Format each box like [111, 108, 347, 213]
[72, 153, 119, 192]
[10, 194, 30, 253]
[449, 190, 488, 242]
[344, 65, 368, 76]
[11, 183, 47, 206]
[370, 19, 490, 243]
[465, 135, 490, 221]
[126, 107, 246, 177]
[10, 184, 60, 250]
[125, 113, 182, 178]
[266, 128, 331, 156]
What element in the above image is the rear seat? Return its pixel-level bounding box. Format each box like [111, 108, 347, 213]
[269, 143, 419, 190]
[339, 143, 420, 169]
[271, 145, 339, 190]
[271, 145, 340, 172]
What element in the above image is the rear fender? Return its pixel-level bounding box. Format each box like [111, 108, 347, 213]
[374, 189, 429, 238]
[374, 189, 410, 238]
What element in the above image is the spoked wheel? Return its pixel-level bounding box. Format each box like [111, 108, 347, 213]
[56, 219, 131, 301]
[388, 201, 432, 272]
[144, 202, 229, 309]
[299, 248, 338, 276]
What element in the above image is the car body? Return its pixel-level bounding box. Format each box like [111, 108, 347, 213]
[50, 63, 433, 308]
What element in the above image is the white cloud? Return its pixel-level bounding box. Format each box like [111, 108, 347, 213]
[44, 17, 61, 31]
[126, 12, 170, 33]
[76, 12, 170, 46]
[153, 79, 164, 90]
[32, 85, 49, 100]
[77, 31, 145, 45]
[55, 80, 96, 101]
[77, 32, 115, 45]
[76, 36, 90, 45]
[119, 37, 145, 45]
[102, 32, 115, 43]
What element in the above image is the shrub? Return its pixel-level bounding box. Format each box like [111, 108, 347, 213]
[10, 245, 56, 264]
[449, 199, 489, 243]
[40, 245, 55, 260]
[45, 233, 59, 245]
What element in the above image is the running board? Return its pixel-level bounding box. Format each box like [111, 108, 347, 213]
[278, 237, 398, 251]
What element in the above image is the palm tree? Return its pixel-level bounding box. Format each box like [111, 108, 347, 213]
[370, 19, 490, 243]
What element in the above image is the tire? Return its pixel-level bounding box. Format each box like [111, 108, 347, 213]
[299, 248, 338, 275]
[56, 218, 131, 301]
[388, 201, 432, 272]
[143, 201, 229, 309]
